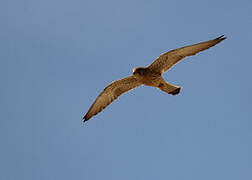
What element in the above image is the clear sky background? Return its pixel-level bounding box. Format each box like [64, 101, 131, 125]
[0, 0, 251, 179]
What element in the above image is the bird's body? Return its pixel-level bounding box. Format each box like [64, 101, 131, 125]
[133, 67, 161, 87]
[83, 35, 226, 122]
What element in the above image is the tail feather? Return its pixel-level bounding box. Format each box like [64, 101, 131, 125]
[158, 80, 181, 95]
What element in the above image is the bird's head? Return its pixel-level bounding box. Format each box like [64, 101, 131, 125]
[133, 67, 147, 76]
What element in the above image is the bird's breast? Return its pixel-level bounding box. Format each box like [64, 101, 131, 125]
[139, 73, 161, 87]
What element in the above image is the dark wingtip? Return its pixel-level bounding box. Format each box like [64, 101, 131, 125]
[82, 115, 89, 123]
[216, 35, 227, 41]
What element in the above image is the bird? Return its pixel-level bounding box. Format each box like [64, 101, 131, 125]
[83, 35, 226, 122]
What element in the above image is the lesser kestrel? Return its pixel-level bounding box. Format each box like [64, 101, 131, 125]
[83, 35, 226, 122]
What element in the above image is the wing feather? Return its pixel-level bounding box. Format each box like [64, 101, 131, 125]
[83, 75, 141, 122]
[148, 35, 226, 73]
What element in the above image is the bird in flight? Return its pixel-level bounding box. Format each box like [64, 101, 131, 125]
[83, 35, 226, 122]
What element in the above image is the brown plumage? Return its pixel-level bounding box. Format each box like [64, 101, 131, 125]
[83, 76, 141, 121]
[83, 35, 226, 122]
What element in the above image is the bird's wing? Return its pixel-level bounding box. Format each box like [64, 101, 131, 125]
[83, 75, 142, 122]
[148, 35, 226, 74]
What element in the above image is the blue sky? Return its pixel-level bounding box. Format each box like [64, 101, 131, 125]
[0, 0, 251, 179]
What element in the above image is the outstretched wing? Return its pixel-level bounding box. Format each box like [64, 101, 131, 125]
[148, 35, 226, 74]
[83, 75, 142, 122]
